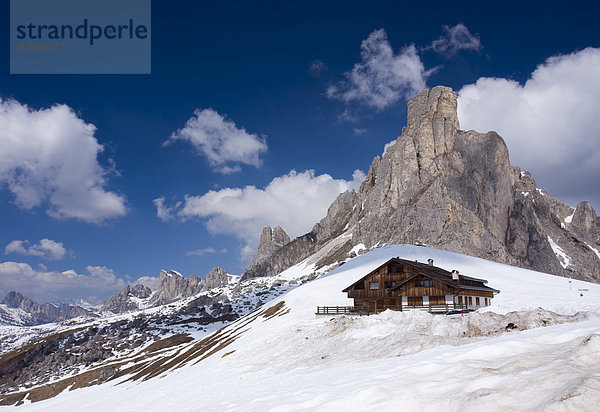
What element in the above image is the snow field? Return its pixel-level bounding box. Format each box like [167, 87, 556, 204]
[7, 244, 600, 411]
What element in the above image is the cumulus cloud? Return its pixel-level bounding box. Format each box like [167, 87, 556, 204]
[428, 23, 481, 56]
[5, 239, 70, 261]
[0, 262, 125, 304]
[164, 109, 268, 174]
[0, 98, 127, 223]
[457, 47, 600, 209]
[185, 247, 227, 257]
[156, 169, 365, 261]
[326, 29, 428, 110]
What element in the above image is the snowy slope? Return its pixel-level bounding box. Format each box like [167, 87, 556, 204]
[0, 304, 34, 327]
[5, 245, 600, 411]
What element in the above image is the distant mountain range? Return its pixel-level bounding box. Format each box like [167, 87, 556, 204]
[0, 291, 95, 326]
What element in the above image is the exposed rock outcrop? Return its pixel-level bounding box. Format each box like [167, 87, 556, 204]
[101, 284, 153, 314]
[243, 86, 600, 282]
[0, 292, 93, 326]
[103, 267, 238, 313]
[570, 201, 600, 240]
[203, 267, 230, 290]
[249, 227, 291, 267]
[244, 226, 295, 278]
[148, 270, 192, 306]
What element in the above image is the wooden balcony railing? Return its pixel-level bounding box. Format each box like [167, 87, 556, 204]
[315, 306, 355, 315]
[315, 303, 469, 316]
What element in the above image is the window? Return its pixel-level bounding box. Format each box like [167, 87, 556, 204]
[389, 265, 402, 274]
[476, 297, 480, 306]
[369, 282, 379, 290]
[384, 281, 397, 288]
[416, 279, 432, 288]
[354, 282, 364, 290]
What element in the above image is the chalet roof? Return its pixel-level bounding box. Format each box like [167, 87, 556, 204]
[341, 257, 401, 292]
[341, 257, 499, 294]
[389, 270, 500, 294]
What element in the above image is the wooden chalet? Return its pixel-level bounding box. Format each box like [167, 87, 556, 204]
[341, 257, 499, 313]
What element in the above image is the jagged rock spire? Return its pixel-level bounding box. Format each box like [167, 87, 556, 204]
[250, 226, 290, 267]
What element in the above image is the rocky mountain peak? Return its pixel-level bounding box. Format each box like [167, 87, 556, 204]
[2, 291, 35, 312]
[571, 201, 599, 234]
[249, 226, 291, 268]
[242, 85, 600, 283]
[204, 267, 229, 290]
[404, 86, 459, 169]
[260, 226, 290, 254]
[102, 284, 153, 313]
[103, 266, 237, 313]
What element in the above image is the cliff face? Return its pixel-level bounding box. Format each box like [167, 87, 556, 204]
[244, 226, 294, 279]
[243, 86, 600, 282]
[102, 284, 153, 314]
[250, 226, 291, 268]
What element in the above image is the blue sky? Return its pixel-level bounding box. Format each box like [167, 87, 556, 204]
[1, 1, 600, 304]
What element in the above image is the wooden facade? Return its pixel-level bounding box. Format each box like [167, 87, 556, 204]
[342, 258, 499, 313]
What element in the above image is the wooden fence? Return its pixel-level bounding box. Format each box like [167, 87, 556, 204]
[315, 303, 469, 316]
[315, 306, 355, 315]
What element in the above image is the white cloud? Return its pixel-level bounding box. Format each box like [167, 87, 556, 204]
[457, 47, 600, 209]
[185, 247, 227, 256]
[5, 238, 70, 261]
[428, 23, 481, 56]
[326, 29, 428, 110]
[164, 108, 268, 174]
[0, 262, 125, 304]
[0, 98, 127, 223]
[353, 128, 367, 135]
[153, 197, 181, 222]
[157, 169, 365, 262]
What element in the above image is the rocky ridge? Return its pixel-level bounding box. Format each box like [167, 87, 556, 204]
[0, 292, 94, 326]
[243, 86, 600, 282]
[102, 267, 236, 314]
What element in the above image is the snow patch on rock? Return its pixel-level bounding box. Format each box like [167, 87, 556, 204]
[548, 236, 571, 269]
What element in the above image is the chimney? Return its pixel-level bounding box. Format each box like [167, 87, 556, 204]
[452, 270, 459, 281]
[427, 258, 434, 266]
